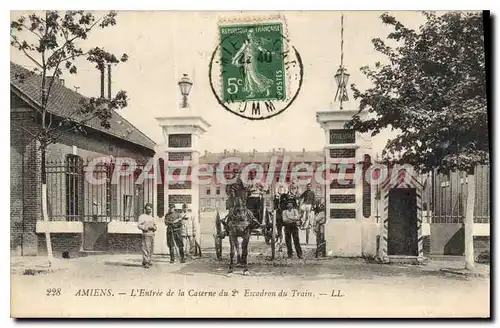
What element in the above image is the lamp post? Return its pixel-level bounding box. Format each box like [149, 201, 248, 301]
[334, 66, 350, 109]
[334, 13, 350, 110]
[178, 73, 193, 108]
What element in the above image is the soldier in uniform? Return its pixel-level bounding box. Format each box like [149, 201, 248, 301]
[181, 203, 197, 258]
[225, 168, 246, 211]
[299, 183, 316, 230]
[287, 182, 300, 209]
[246, 172, 265, 224]
[137, 203, 156, 269]
[282, 199, 303, 259]
[274, 185, 288, 241]
[164, 203, 185, 263]
[314, 202, 327, 258]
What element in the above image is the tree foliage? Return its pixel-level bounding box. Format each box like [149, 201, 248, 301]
[346, 11, 488, 174]
[10, 10, 129, 146]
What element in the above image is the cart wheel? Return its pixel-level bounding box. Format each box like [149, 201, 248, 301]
[215, 210, 223, 261]
[270, 210, 276, 260]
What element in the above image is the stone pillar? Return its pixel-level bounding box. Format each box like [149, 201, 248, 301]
[316, 108, 375, 257]
[153, 114, 210, 253]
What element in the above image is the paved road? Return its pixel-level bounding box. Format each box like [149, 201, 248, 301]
[11, 244, 490, 318]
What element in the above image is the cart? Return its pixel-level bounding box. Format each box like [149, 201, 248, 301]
[214, 195, 278, 261]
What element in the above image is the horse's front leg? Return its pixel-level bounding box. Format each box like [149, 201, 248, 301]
[241, 233, 250, 275]
[236, 236, 242, 264]
[228, 235, 235, 274]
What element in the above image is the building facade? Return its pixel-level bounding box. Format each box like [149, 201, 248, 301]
[198, 150, 325, 212]
[10, 62, 156, 256]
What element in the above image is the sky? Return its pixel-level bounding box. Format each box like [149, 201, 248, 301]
[10, 11, 430, 155]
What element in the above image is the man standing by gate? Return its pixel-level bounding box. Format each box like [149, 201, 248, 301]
[137, 203, 156, 269]
[282, 200, 303, 259]
[299, 183, 316, 230]
[164, 203, 185, 263]
[181, 203, 197, 258]
[314, 202, 326, 258]
[274, 184, 288, 241]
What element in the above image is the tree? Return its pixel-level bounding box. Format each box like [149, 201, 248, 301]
[346, 12, 488, 270]
[11, 11, 129, 265]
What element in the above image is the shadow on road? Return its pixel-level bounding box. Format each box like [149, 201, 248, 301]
[167, 250, 474, 282]
[104, 261, 143, 268]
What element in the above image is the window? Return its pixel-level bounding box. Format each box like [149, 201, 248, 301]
[122, 195, 133, 221]
[206, 188, 211, 195]
[216, 187, 220, 195]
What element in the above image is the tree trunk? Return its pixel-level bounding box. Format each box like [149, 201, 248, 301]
[464, 172, 475, 271]
[41, 148, 54, 266]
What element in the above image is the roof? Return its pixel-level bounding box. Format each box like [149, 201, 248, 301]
[200, 150, 324, 164]
[10, 62, 156, 151]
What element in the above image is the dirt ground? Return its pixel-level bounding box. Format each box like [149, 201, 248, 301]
[11, 239, 490, 318]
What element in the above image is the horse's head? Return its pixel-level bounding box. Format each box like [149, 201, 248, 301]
[228, 197, 253, 224]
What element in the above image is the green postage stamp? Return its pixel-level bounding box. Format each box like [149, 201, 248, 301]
[219, 23, 286, 102]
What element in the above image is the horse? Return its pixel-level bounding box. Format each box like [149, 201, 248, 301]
[225, 197, 260, 275]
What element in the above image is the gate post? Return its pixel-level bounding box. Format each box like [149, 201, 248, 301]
[154, 76, 210, 254]
[316, 108, 374, 257]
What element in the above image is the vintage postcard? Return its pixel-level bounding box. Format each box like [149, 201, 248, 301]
[10, 10, 490, 318]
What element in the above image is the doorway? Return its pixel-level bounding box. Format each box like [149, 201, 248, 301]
[388, 188, 418, 256]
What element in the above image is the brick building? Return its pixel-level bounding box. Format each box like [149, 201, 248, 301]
[10, 62, 156, 256]
[198, 149, 325, 212]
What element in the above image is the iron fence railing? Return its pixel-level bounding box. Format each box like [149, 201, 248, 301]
[429, 164, 490, 224]
[45, 157, 154, 222]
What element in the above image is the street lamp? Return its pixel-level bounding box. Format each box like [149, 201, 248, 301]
[334, 66, 350, 107]
[178, 73, 193, 108]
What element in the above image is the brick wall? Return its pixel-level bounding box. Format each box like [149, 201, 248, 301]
[11, 109, 42, 255]
[107, 234, 142, 253]
[474, 236, 490, 259]
[330, 194, 356, 203]
[37, 233, 82, 258]
[10, 94, 155, 255]
[330, 208, 356, 219]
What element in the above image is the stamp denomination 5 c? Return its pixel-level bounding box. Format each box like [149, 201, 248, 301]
[210, 18, 303, 120]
